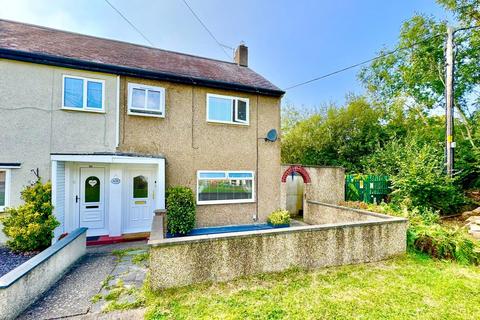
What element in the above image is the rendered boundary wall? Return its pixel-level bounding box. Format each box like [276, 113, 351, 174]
[0, 228, 87, 320]
[149, 210, 407, 289]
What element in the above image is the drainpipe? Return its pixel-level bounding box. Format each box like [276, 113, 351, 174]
[254, 95, 259, 222]
[115, 75, 120, 148]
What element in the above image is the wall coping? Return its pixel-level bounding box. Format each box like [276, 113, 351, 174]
[149, 212, 407, 248]
[306, 200, 402, 220]
[0, 227, 87, 289]
[281, 164, 345, 169]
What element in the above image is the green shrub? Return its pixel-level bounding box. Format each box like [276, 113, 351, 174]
[409, 223, 480, 265]
[166, 186, 196, 235]
[1, 181, 59, 252]
[267, 209, 291, 226]
[364, 138, 466, 214]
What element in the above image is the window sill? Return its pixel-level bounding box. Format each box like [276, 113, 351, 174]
[61, 107, 105, 114]
[128, 110, 165, 118]
[206, 120, 249, 126]
[197, 199, 255, 205]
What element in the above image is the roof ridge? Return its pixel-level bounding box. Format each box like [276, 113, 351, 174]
[0, 18, 241, 67]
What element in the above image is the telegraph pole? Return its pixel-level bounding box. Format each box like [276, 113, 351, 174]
[445, 26, 455, 177]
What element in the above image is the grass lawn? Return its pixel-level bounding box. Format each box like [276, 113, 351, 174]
[144, 252, 480, 320]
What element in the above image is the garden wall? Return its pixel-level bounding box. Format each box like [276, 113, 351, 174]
[0, 228, 87, 320]
[149, 212, 407, 289]
[305, 200, 387, 225]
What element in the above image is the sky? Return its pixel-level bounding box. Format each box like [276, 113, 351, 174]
[0, 0, 452, 109]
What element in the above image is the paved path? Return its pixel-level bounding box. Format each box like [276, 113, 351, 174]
[18, 241, 148, 320]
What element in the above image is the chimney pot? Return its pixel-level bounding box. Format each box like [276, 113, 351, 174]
[234, 43, 248, 67]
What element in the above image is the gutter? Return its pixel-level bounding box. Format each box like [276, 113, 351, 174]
[0, 48, 285, 97]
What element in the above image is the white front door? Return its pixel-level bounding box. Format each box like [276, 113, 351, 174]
[124, 170, 155, 233]
[79, 167, 105, 230]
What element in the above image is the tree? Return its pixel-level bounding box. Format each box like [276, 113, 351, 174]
[281, 96, 384, 171]
[359, 4, 480, 187]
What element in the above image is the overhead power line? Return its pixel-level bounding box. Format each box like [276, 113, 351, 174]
[104, 0, 155, 47]
[181, 0, 232, 59]
[283, 34, 444, 91]
[284, 24, 480, 91]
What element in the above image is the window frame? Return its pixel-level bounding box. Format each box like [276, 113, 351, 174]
[196, 170, 255, 205]
[0, 169, 11, 212]
[127, 83, 166, 118]
[61, 75, 106, 113]
[206, 93, 250, 125]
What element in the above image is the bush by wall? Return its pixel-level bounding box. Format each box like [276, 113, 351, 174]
[1, 181, 59, 252]
[166, 186, 196, 235]
[267, 209, 291, 226]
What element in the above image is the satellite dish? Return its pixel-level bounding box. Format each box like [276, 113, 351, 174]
[265, 129, 278, 142]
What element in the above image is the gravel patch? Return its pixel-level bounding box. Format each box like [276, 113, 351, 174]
[0, 246, 38, 278]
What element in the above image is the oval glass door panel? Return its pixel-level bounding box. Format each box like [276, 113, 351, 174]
[79, 168, 105, 230]
[85, 176, 100, 202]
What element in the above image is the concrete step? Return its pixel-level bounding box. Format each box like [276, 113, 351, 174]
[470, 231, 480, 239]
[466, 216, 480, 223]
[469, 224, 480, 232]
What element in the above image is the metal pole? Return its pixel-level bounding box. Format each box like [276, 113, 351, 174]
[445, 26, 455, 177]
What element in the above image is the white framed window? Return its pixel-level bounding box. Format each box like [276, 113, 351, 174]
[197, 170, 254, 205]
[127, 83, 165, 117]
[206, 94, 249, 125]
[62, 75, 105, 112]
[0, 169, 11, 212]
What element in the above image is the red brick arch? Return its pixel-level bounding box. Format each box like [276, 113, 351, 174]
[281, 165, 311, 183]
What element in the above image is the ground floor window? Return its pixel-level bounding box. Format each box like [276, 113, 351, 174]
[197, 171, 254, 204]
[0, 169, 10, 211]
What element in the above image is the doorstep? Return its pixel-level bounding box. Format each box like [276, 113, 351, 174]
[86, 232, 149, 246]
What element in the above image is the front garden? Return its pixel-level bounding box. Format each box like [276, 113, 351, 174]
[138, 252, 480, 319]
[0, 180, 58, 277]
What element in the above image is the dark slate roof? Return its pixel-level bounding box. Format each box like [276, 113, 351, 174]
[0, 19, 284, 97]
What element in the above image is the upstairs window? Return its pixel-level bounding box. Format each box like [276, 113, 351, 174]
[197, 171, 254, 204]
[128, 83, 165, 117]
[207, 94, 249, 125]
[62, 75, 104, 112]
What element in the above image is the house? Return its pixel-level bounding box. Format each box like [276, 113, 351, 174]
[0, 19, 284, 239]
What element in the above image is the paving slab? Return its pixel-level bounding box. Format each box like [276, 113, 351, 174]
[17, 241, 147, 320]
[17, 254, 117, 320]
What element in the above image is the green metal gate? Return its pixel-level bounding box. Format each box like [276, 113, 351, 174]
[345, 175, 390, 204]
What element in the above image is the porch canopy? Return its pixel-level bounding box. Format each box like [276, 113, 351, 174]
[50, 152, 165, 238]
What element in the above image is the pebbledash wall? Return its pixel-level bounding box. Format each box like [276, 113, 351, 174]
[118, 77, 281, 227]
[148, 203, 407, 289]
[280, 165, 345, 216]
[0, 59, 118, 208]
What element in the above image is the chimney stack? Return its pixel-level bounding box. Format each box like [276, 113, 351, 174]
[234, 43, 248, 67]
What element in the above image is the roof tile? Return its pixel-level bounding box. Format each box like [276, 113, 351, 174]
[0, 19, 283, 95]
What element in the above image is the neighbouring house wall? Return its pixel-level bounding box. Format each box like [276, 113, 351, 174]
[118, 77, 281, 227]
[304, 200, 383, 225]
[149, 214, 408, 289]
[0, 228, 87, 320]
[0, 59, 118, 211]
